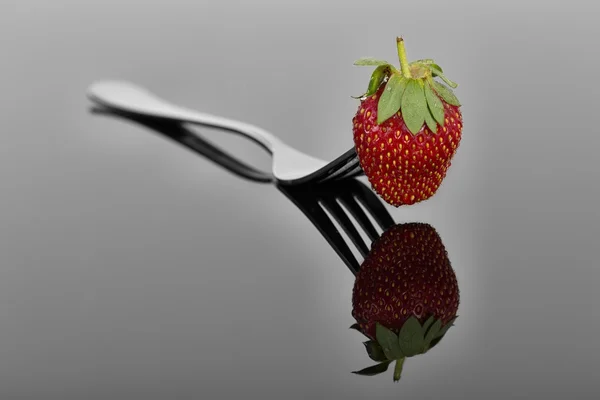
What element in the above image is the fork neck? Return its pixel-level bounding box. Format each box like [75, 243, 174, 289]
[235, 122, 281, 154]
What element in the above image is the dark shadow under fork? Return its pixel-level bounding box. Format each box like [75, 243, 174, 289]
[91, 108, 395, 275]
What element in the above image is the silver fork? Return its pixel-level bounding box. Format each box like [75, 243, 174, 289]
[86, 81, 363, 185]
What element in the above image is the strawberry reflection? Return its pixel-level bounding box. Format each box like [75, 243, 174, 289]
[350, 222, 459, 382]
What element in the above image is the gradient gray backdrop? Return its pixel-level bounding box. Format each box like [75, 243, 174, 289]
[2, 0, 599, 399]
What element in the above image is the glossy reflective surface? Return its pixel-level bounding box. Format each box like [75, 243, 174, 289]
[2, 1, 600, 398]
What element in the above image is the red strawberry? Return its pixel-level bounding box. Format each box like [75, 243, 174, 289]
[350, 222, 459, 381]
[352, 37, 463, 207]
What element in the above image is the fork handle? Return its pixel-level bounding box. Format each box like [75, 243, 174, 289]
[86, 81, 280, 153]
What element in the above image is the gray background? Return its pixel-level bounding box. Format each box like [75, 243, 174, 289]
[2, 0, 599, 398]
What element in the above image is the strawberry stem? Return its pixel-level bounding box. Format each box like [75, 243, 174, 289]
[396, 37, 411, 79]
[393, 357, 405, 382]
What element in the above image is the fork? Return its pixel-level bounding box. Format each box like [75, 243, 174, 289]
[92, 107, 393, 274]
[87, 81, 363, 185]
[278, 180, 394, 275]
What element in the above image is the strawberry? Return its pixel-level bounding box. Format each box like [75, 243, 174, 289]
[350, 222, 459, 381]
[352, 37, 463, 207]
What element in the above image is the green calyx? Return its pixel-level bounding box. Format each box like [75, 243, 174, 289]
[351, 316, 458, 382]
[353, 37, 461, 134]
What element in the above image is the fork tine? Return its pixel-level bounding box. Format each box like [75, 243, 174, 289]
[277, 185, 361, 275]
[319, 195, 370, 258]
[352, 180, 396, 231]
[340, 163, 364, 179]
[307, 148, 358, 182]
[322, 163, 363, 182]
[336, 191, 380, 243]
[321, 158, 363, 182]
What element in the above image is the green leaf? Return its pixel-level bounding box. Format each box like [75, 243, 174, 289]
[365, 65, 391, 97]
[427, 336, 444, 350]
[375, 323, 404, 360]
[423, 319, 442, 349]
[425, 80, 445, 125]
[422, 316, 436, 334]
[427, 317, 457, 351]
[350, 323, 369, 338]
[413, 60, 444, 76]
[424, 105, 438, 133]
[429, 64, 444, 76]
[376, 74, 406, 125]
[437, 73, 458, 89]
[393, 358, 406, 382]
[398, 316, 426, 357]
[400, 79, 428, 134]
[434, 316, 458, 340]
[352, 361, 393, 376]
[354, 57, 391, 66]
[363, 340, 388, 362]
[433, 81, 461, 106]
